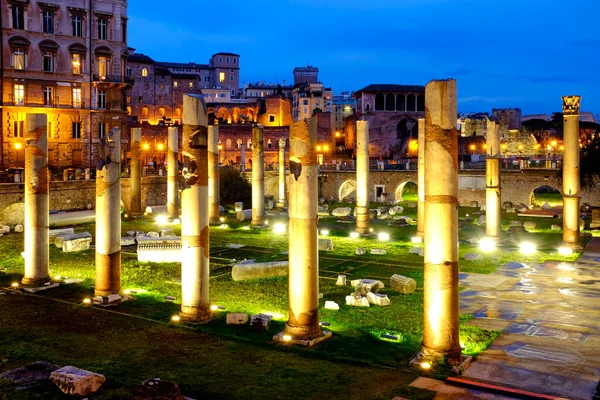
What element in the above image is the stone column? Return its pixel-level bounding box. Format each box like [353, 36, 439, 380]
[208, 125, 220, 223]
[251, 124, 266, 226]
[277, 138, 286, 207]
[130, 127, 142, 215]
[562, 95, 582, 249]
[417, 118, 425, 238]
[355, 120, 370, 234]
[485, 119, 501, 239]
[240, 144, 246, 172]
[166, 127, 179, 218]
[281, 118, 328, 343]
[22, 114, 50, 286]
[180, 94, 211, 322]
[421, 79, 461, 364]
[95, 127, 122, 298]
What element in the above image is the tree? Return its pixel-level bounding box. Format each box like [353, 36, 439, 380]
[219, 167, 251, 207]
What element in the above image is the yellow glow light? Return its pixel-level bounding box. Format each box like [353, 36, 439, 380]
[350, 232, 360, 239]
[518, 145, 523, 150]
[273, 223, 286, 234]
[157, 143, 164, 151]
[547, 145, 552, 151]
[320, 229, 329, 236]
[124, 289, 131, 295]
[483, 144, 487, 149]
[316, 145, 322, 151]
[11, 282, 19, 288]
[156, 215, 169, 225]
[469, 145, 475, 150]
[210, 305, 218, 311]
[241, 226, 250, 230]
[171, 315, 181, 322]
[324, 145, 329, 151]
[559, 145, 564, 151]
[519, 242, 536, 255]
[218, 144, 223, 150]
[535, 144, 541, 149]
[558, 246, 573, 256]
[142, 143, 150, 150]
[219, 224, 229, 229]
[219, 217, 225, 222]
[420, 362, 431, 370]
[551, 140, 557, 147]
[501, 144, 507, 150]
[369, 228, 374, 233]
[558, 262, 575, 271]
[479, 238, 496, 252]
[282, 335, 292, 342]
[411, 237, 423, 243]
[54, 275, 62, 280]
[378, 232, 390, 241]
[335, 132, 340, 137]
[14, 142, 22, 150]
[83, 298, 91, 304]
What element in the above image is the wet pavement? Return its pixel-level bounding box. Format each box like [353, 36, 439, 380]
[459, 238, 600, 400]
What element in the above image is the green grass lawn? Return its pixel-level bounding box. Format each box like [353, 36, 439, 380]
[0, 201, 586, 399]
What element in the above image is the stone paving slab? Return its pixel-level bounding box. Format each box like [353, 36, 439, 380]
[408, 377, 515, 399]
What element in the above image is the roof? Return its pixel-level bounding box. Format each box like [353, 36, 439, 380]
[128, 53, 155, 64]
[213, 52, 240, 57]
[157, 61, 210, 69]
[354, 84, 425, 96]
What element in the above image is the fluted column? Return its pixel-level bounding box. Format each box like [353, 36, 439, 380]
[355, 120, 370, 234]
[421, 79, 461, 364]
[251, 124, 266, 226]
[208, 125, 220, 223]
[417, 118, 425, 238]
[486, 119, 501, 239]
[95, 127, 122, 297]
[180, 94, 211, 322]
[562, 95, 582, 249]
[166, 126, 179, 218]
[22, 114, 50, 286]
[277, 138, 287, 207]
[130, 127, 142, 215]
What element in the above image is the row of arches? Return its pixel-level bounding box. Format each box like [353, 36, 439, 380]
[374, 93, 425, 112]
[207, 107, 256, 124]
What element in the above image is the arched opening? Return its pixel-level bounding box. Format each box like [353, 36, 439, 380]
[417, 93, 425, 111]
[375, 94, 384, 111]
[225, 138, 232, 150]
[217, 108, 229, 124]
[396, 118, 418, 159]
[232, 107, 241, 123]
[365, 103, 371, 112]
[385, 94, 395, 111]
[530, 185, 562, 208]
[339, 180, 357, 202]
[394, 181, 418, 202]
[240, 107, 255, 123]
[406, 94, 416, 112]
[396, 94, 405, 111]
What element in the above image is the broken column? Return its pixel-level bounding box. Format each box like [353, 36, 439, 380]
[562, 95, 582, 249]
[166, 126, 179, 218]
[251, 124, 266, 226]
[421, 79, 461, 364]
[281, 118, 327, 342]
[95, 127, 122, 298]
[277, 138, 287, 207]
[22, 114, 50, 286]
[485, 118, 501, 240]
[355, 120, 370, 234]
[417, 118, 425, 237]
[208, 125, 220, 223]
[180, 94, 211, 322]
[130, 127, 142, 215]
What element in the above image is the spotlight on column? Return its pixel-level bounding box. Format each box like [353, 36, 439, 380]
[519, 242, 536, 255]
[350, 232, 360, 239]
[156, 215, 169, 225]
[558, 246, 573, 256]
[273, 223, 286, 234]
[378, 232, 390, 241]
[479, 238, 496, 252]
[320, 229, 329, 236]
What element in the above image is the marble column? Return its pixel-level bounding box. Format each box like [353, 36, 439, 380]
[417, 118, 425, 238]
[355, 120, 370, 234]
[486, 119, 501, 240]
[277, 138, 287, 207]
[95, 127, 122, 298]
[22, 114, 50, 286]
[562, 95, 582, 249]
[130, 127, 142, 215]
[251, 124, 266, 226]
[166, 126, 179, 218]
[180, 94, 211, 322]
[208, 125, 220, 223]
[421, 79, 461, 364]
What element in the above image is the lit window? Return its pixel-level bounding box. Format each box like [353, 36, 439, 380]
[43, 86, 54, 106]
[14, 84, 25, 105]
[99, 123, 107, 139]
[72, 15, 82, 36]
[73, 88, 82, 108]
[141, 67, 148, 77]
[12, 5, 24, 29]
[189, 82, 193, 88]
[14, 121, 24, 138]
[219, 72, 225, 83]
[97, 90, 106, 109]
[43, 51, 55, 72]
[12, 48, 25, 69]
[159, 84, 164, 90]
[42, 11, 54, 33]
[141, 106, 149, 117]
[72, 53, 81, 74]
[72, 122, 81, 139]
[98, 18, 108, 40]
[173, 81, 178, 88]
[97, 56, 107, 77]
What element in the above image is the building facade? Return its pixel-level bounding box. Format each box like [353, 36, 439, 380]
[1, 0, 131, 170]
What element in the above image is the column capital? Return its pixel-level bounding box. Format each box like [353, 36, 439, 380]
[562, 95, 581, 115]
[278, 137, 286, 148]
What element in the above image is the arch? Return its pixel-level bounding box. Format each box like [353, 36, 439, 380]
[529, 185, 562, 208]
[232, 107, 241, 124]
[39, 40, 59, 51]
[365, 103, 371, 112]
[375, 94, 384, 111]
[69, 43, 87, 54]
[217, 108, 229, 124]
[94, 46, 112, 55]
[225, 138, 232, 150]
[339, 179, 357, 202]
[240, 107, 255, 123]
[417, 93, 425, 112]
[394, 181, 418, 202]
[396, 94, 405, 111]
[385, 93, 395, 111]
[8, 36, 30, 47]
[406, 93, 416, 112]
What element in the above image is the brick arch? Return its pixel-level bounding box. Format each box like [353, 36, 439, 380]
[339, 179, 357, 202]
[529, 184, 563, 208]
[394, 180, 418, 202]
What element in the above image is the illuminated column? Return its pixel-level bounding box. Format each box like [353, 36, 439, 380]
[485, 119, 501, 239]
[251, 124, 266, 226]
[95, 127, 122, 297]
[240, 144, 246, 172]
[417, 118, 425, 238]
[208, 125, 220, 223]
[421, 79, 461, 364]
[562, 95, 582, 249]
[277, 138, 287, 206]
[355, 120, 370, 234]
[166, 127, 179, 218]
[180, 94, 211, 322]
[282, 118, 325, 341]
[130, 127, 142, 215]
[22, 114, 50, 286]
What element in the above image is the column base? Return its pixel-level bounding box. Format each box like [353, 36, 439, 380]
[561, 241, 583, 252]
[275, 201, 287, 208]
[180, 306, 213, 323]
[21, 276, 50, 287]
[411, 348, 472, 374]
[273, 330, 332, 347]
[93, 293, 126, 307]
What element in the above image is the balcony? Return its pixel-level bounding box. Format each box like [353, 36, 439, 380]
[93, 74, 134, 86]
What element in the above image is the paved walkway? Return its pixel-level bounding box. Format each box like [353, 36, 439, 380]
[458, 238, 600, 399]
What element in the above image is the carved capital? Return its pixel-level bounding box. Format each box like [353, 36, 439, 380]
[278, 138, 286, 148]
[562, 96, 581, 115]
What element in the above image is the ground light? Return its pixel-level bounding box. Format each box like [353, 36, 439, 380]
[171, 315, 181, 323]
[241, 226, 250, 230]
[479, 238, 496, 252]
[378, 232, 390, 241]
[282, 335, 292, 342]
[11, 282, 18, 288]
[156, 215, 169, 225]
[210, 305, 226, 311]
[558, 246, 573, 256]
[519, 242, 536, 255]
[123, 289, 131, 295]
[54, 275, 62, 281]
[420, 362, 432, 370]
[219, 216, 225, 222]
[219, 224, 229, 229]
[273, 223, 286, 234]
[411, 237, 422, 243]
[350, 232, 360, 239]
[82, 298, 91, 304]
[320, 229, 329, 236]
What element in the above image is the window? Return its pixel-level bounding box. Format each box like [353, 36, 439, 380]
[230, 68, 233, 73]
[230, 75, 234, 82]
[72, 122, 81, 139]
[219, 57, 222, 62]
[267, 139, 272, 149]
[303, 107, 308, 115]
[43, 86, 54, 106]
[141, 67, 148, 77]
[219, 93, 225, 98]
[12, 5, 25, 29]
[189, 82, 193, 88]
[12, 48, 25, 69]
[14, 121, 25, 138]
[72, 15, 82, 36]
[99, 123, 107, 139]
[219, 72, 225, 82]
[303, 99, 308, 106]
[159, 84, 164, 90]
[98, 18, 108, 40]
[42, 11, 54, 33]
[141, 107, 149, 117]
[121, 20, 127, 43]
[14, 84, 25, 105]
[73, 88, 82, 107]
[43, 51, 55, 72]
[98, 56, 107, 77]
[231, 89, 235, 96]
[72, 53, 82, 74]
[98, 90, 106, 109]
[126, 66, 132, 76]
[205, 77, 209, 82]
[173, 81, 178, 88]
[269, 115, 275, 123]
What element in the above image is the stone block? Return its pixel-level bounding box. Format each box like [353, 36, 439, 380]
[464, 253, 482, 261]
[480, 205, 487, 211]
[318, 238, 333, 252]
[55, 232, 92, 248]
[345, 295, 370, 307]
[376, 206, 389, 215]
[127, 230, 145, 238]
[14, 224, 23, 232]
[378, 214, 390, 220]
[249, 313, 272, 331]
[234, 202, 244, 212]
[63, 237, 92, 252]
[265, 195, 274, 210]
[331, 207, 352, 217]
[336, 274, 346, 286]
[541, 202, 551, 210]
[523, 221, 536, 230]
[370, 248, 386, 255]
[49, 366, 105, 396]
[478, 215, 486, 225]
[393, 218, 409, 226]
[226, 313, 249, 325]
[121, 237, 136, 246]
[507, 225, 528, 234]
[134, 378, 185, 400]
[551, 224, 561, 230]
[324, 301, 340, 310]
[0, 225, 10, 234]
[390, 274, 417, 294]
[469, 201, 479, 208]
[506, 208, 516, 214]
[406, 202, 417, 208]
[146, 231, 160, 237]
[159, 228, 176, 237]
[0, 361, 61, 388]
[509, 220, 523, 226]
[389, 205, 404, 215]
[137, 236, 182, 263]
[366, 292, 390, 306]
[409, 247, 422, 254]
[502, 201, 513, 210]
[231, 261, 288, 281]
[351, 279, 384, 293]
[355, 247, 365, 255]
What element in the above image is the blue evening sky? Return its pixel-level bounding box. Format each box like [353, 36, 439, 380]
[128, 0, 599, 115]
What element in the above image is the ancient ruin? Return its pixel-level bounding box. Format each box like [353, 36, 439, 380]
[355, 120, 370, 234]
[251, 124, 266, 226]
[208, 125, 220, 223]
[562, 95, 582, 249]
[485, 118, 501, 240]
[167, 126, 179, 218]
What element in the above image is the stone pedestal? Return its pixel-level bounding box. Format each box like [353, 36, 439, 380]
[277, 138, 287, 206]
[355, 120, 370, 234]
[417, 118, 425, 237]
[208, 125, 220, 223]
[22, 114, 50, 286]
[562, 95, 582, 249]
[130, 127, 142, 215]
[95, 127, 121, 297]
[167, 126, 179, 218]
[485, 119, 501, 240]
[251, 124, 266, 226]
[180, 94, 212, 322]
